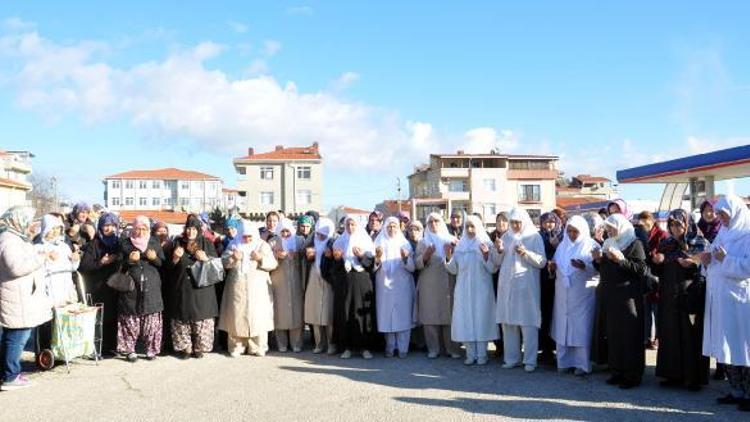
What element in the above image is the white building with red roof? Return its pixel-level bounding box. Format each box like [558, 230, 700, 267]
[233, 143, 323, 214]
[0, 150, 34, 212]
[103, 168, 224, 213]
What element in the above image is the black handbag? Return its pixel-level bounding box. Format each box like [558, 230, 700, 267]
[106, 268, 135, 292]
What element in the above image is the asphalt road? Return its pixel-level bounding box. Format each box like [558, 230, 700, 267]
[0, 347, 739, 421]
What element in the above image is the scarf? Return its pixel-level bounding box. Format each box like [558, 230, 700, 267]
[38, 214, 65, 245]
[222, 218, 244, 251]
[607, 198, 632, 220]
[0, 206, 35, 242]
[553, 215, 596, 288]
[374, 216, 412, 276]
[97, 212, 120, 254]
[712, 194, 750, 246]
[454, 214, 491, 254]
[697, 200, 721, 243]
[659, 208, 707, 261]
[423, 212, 457, 258]
[333, 215, 375, 272]
[602, 213, 637, 253]
[275, 218, 298, 252]
[314, 218, 334, 270]
[130, 216, 151, 252]
[539, 211, 563, 258]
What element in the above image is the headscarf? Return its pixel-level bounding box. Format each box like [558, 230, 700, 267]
[508, 207, 538, 238]
[697, 200, 721, 243]
[0, 206, 35, 242]
[712, 194, 750, 246]
[407, 220, 424, 243]
[539, 211, 563, 257]
[97, 212, 120, 253]
[659, 208, 707, 261]
[240, 219, 261, 252]
[553, 215, 595, 288]
[313, 218, 334, 270]
[182, 215, 204, 254]
[130, 216, 151, 252]
[423, 212, 456, 258]
[298, 215, 314, 228]
[305, 210, 320, 224]
[374, 216, 413, 275]
[607, 198, 632, 220]
[397, 212, 410, 226]
[39, 214, 65, 245]
[151, 220, 168, 235]
[582, 212, 604, 237]
[275, 218, 298, 252]
[454, 214, 492, 254]
[222, 218, 244, 251]
[602, 213, 637, 253]
[71, 202, 91, 221]
[333, 214, 375, 272]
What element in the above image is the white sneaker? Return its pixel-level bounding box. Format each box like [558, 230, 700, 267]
[464, 357, 476, 366]
[476, 357, 488, 366]
[292, 347, 302, 353]
[398, 352, 408, 359]
[340, 350, 352, 359]
[502, 362, 520, 369]
[385, 350, 394, 358]
[312, 347, 323, 354]
[327, 346, 337, 355]
[427, 352, 439, 359]
[524, 365, 536, 373]
[229, 350, 242, 358]
[362, 350, 374, 359]
[450, 353, 462, 359]
[0, 374, 32, 391]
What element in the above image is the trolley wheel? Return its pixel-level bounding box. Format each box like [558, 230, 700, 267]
[36, 349, 55, 371]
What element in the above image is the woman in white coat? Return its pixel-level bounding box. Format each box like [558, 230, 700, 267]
[495, 208, 547, 372]
[34, 214, 80, 307]
[219, 221, 278, 357]
[445, 215, 498, 366]
[374, 216, 416, 358]
[549, 215, 598, 376]
[701, 195, 750, 410]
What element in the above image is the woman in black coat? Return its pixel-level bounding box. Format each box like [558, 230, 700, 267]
[117, 216, 165, 362]
[166, 215, 219, 359]
[593, 214, 649, 389]
[79, 212, 122, 356]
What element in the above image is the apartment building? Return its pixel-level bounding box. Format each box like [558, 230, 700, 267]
[0, 150, 33, 212]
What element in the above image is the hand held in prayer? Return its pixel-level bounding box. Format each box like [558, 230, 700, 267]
[129, 250, 141, 262]
[571, 259, 585, 270]
[713, 246, 726, 263]
[276, 249, 288, 260]
[232, 248, 243, 261]
[677, 257, 694, 268]
[250, 250, 262, 262]
[352, 246, 363, 258]
[375, 247, 384, 259]
[479, 243, 490, 260]
[332, 248, 343, 260]
[70, 224, 80, 236]
[652, 252, 665, 265]
[400, 248, 410, 260]
[83, 225, 96, 240]
[324, 248, 333, 259]
[494, 238, 504, 253]
[145, 249, 157, 261]
[699, 252, 712, 266]
[70, 251, 81, 262]
[591, 248, 602, 262]
[423, 244, 435, 261]
[100, 253, 112, 265]
[47, 250, 59, 261]
[548, 260, 557, 272]
[515, 244, 526, 257]
[443, 243, 453, 259]
[195, 250, 208, 262]
[305, 247, 316, 260]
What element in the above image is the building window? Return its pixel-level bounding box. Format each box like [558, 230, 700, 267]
[483, 203, 497, 219]
[125, 180, 134, 189]
[297, 189, 312, 205]
[163, 197, 172, 206]
[111, 197, 120, 206]
[297, 166, 311, 180]
[125, 197, 134, 206]
[152, 180, 161, 189]
[181, 181, 190, 190]
[112, 180, 120, 189]
[152, 197, 160, 207]
[518, 184, 541, 202]
[448, 179, 468, 192]
[139, 180, 148, 189]
[180, 198, 189, 207]
[260, 192, 274, 206]
[237, 166, 246, 175]
[260, 167, 274, 180]
[139, 197, 148, 206]
[483, 179, 496, 191]
[509, 160, 551, 170]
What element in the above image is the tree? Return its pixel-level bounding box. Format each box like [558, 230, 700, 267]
[29, 173, 61, 216]
[209, 206, 226, 233]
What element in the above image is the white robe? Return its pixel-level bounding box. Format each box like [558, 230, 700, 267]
[550, 248, 598, 348]
[703, 235, 750, 366]
[34, 241, 79, 307]
[374, 255, 416, 333]
[446, 249, 499, 342]
[494, 231, 547, 328]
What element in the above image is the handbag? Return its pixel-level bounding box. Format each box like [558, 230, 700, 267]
[189, 257, 225, 288]
[106, 268, 135, 293]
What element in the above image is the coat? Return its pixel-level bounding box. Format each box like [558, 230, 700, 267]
[703, 235, 750, 366]
[79, 235, 122, 352]
[550, 251, 598, 348]
[34, 239, 80, 307]
[268, 236, 305, 330]
[166, 236, 219, 322]
[495, 232, 547, 328]
[374, 250, 416, 333]
[414, 240, 455, 326]
[0, 231, 52, 329]
[304, 239, 335, 326]
[446, 249, 499, 342]
[218, 241, 278, 338]
[119, 237, 165, 316]
[329, 254, 377, 350]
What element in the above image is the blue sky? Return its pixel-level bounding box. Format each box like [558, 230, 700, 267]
[1, 1, 749, 211]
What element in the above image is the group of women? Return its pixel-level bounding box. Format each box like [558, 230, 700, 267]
[1, 195, 749, 413]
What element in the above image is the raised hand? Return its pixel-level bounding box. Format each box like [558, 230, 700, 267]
[145, 249, 157, 261]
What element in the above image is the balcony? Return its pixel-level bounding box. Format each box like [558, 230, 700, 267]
[440, 167, 470, 178]
[506, 169, 558, 180]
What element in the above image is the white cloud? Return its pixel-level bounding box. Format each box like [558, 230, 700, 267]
[262, 39, 282, 56]
[247, 58, 269, 75]
[330, 71, 359, 91]
[3, 17, 35, 31]
[461, 127, 520, 154]
[228, 21, 248, 34]
[285, 6, 314, 16]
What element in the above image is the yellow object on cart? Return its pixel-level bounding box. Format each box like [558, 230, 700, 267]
[51, 303, 99, 361]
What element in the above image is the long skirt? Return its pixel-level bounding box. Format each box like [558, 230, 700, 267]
[171, 318, 214, 354]
[117, 313, 162, 357]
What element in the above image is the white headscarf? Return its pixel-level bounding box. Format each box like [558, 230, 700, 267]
[39, 214, 65, 245]
[554, 215, 596, 287]
[424, 212, 457, 258]
[314, 217, 334, 270]
[332, 214, 375, 272]
[582, 212, 604, 237]
[275, 217, 298, 252]
[713, 194, 750, 246]
[454, 214, 491, 254]
[375, 216, 412, 275]
[240, 219, 261, 251]
[602, 213, 637, 253]
[501, 208, 540, 272]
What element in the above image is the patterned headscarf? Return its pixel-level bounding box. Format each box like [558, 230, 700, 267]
[697, 200, 721, 243]
[223, 218, 244, 250]
[659, 209, 707, 261]
[298, 215, 314, 227]
[0, 206, 36, 242]
[97, 212, 120, 253]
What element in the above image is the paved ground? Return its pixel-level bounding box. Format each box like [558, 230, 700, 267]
[0, 346, 740, 421]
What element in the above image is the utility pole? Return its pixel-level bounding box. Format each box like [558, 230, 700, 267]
[396, 177, 402, 215]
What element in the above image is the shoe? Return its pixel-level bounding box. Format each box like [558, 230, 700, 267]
[618, 380, 640, 389]
[464, 357, 476, 366]
[126, 353, 138, 363]
[292, 347, 302, 353]
[340, 350, 352, 359]
[557, 367, 571, 373]
[686, 384, 701, 392]
[385, 350, 394, 358]
[427, 352, 439, 359]
[229, 351, 242, 358]
[278, 347, 288, 353]
[177, 351, 191, 360]
[524, 365, 536, 373]
[574, 369, 587, 377]
[398, 352, 408, 359]
[739, 399, 750, 412]
[0, 374, 32, 391]
[659, 379, 682, 387]
[476, 357, 488, 366]
[501, 362, 520, 369]
[450, 353, 462, 359]
[327, 346, 337, 355]
[255, 350, 266, 357]
[713, 368, 726, 381]
[312, 347, 323, 354]
[362, 350, 373, 360]
[145, 355, 156, 361]
[717, 394, 742, 405]
[192, 352, 204, 359]
[606, 375, 623, 385]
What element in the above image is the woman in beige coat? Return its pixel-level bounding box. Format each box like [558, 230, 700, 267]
[269, 218, 305, 352]
[219, 221, 278, 357]
[415, 212, 461, 359]
[304, 218, 337, 354]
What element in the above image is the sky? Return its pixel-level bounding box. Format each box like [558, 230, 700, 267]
[1, 1, 749, 211]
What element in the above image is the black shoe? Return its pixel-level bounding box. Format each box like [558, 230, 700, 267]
[618, 380, 641, 389]
[717, 394, 741, 405]
[145, 355, 156, 361]
[193, 352, 204, 359]
[176, 352, 191, 360]
[659, 379, 682, 387]
[686, 384, 701, 392]
[739, 399, 750, 412]
[713, 368, 726, 381]
[126, 353, 138, 363]
[606, 375, 623, 385]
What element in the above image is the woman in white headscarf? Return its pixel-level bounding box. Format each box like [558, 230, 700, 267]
[304, 217, 337, 354]
[269, 218, 305, 352]
[701, 195, 750, 409]
[593, 213, 649, 389]
[330, 215, 377, 359]
[373, 217, 416, 358]
[549, 215, 599, 376]
[219, 220, 278, 357]
[494, 208, 547, 372]
[34, 214, 80, 307]
[445, 214, 498, 365]
[415, 212, 461, 359]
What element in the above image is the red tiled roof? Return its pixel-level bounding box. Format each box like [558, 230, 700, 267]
[556, 196, 603, 208]
[235, 144, 322, 161]
[341, 206, 371, 215]
[575, 174, 611, 183]
[0, 177, 31, 190]
[105, 168, 221, 181]
[117, 210, 192, 225]
[222, 188, 238, 193]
